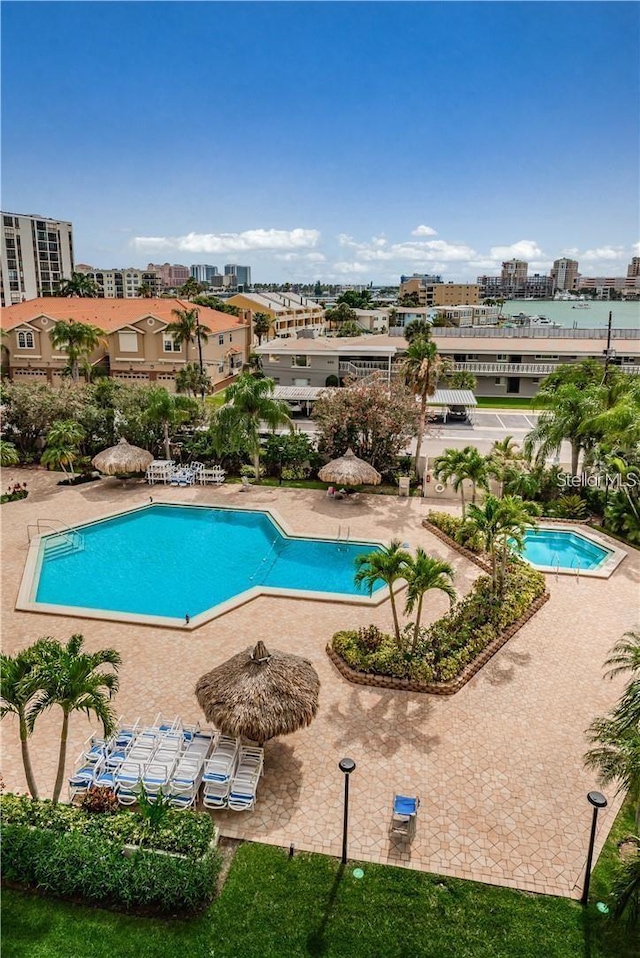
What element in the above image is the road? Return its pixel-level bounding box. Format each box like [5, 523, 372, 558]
[282, 410, 573, 467]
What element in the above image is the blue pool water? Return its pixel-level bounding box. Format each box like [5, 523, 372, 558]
[34, 505, 380, 620]
[517, 529, 611, 571]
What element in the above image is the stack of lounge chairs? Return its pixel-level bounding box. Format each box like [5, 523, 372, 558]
[67, 714, 263, 812]
[146, 460, 226, 486]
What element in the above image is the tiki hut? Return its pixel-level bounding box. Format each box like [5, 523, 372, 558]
[92, 437, 153, 476]
[195, 641, 320, 745]
[318, 447, 382, 487]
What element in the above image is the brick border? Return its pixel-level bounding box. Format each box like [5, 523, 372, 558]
[326, 515, 550, 695]
[327, 591, 549, 696]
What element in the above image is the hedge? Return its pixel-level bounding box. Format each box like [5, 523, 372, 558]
[1, 795, 221, 914]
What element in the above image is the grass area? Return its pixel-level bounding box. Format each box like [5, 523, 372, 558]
[3, 829, 638, 958]
[475, 396, 535, 410]
[205, 390, 227, 409]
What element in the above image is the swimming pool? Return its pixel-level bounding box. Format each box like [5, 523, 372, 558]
[516, 528, 613, 572]
[23, 504, 383, 627]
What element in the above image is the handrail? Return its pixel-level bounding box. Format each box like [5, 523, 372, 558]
[551, 551, 560, 580]
[571, 557, 581, 582]
[28, 518, 79, 542]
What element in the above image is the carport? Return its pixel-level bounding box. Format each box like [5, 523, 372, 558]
[426, 389, 478, 424]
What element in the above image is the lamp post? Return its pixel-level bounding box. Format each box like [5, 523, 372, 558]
[581, 790, 607, 905]
[338, 757, 356, 866]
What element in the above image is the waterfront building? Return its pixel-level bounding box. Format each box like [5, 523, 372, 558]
[400, 273, 442, 285]
[501, 259, 528, 297]
[1, 298, 250, 391]
[255, 328, 639, 398]
[399, 276, 479, 306]
[227, 290, 325, 339]
[523, 274, 554, 299]
[551, 258, 579, 292]
[0, 211, 74, 306]
[75, 265, 159, 298]
[626, 257, 640, 282]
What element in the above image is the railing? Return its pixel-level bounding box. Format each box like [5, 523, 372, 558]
[430, 326, 640, 340]
[27, 518, 84, 558]
[452, 361, 558, 375]
[338, 360, 391, 379]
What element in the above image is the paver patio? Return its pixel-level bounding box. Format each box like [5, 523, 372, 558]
[2, 469, 638, 898]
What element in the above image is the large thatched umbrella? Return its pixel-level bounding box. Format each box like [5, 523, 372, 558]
[318, 447, 382, 487]
[195, 641, 320, 745]
[92, 437, 153, 476]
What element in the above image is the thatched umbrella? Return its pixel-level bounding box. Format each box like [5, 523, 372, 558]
[92, 437, 153, 476]
[318, 447, 382, 487]
[195, 641, 320, 745]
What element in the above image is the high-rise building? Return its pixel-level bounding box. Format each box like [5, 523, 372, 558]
[190, 264, 219, 283]
[148, 263, 190, 289]
[224, 264, 251, 288]
[627, 257, 640, 280]
[400, 273, 442, 285]
[551, 258, 579, 292]
[500, 259, 528, 295]
[0, 211, 74, 306]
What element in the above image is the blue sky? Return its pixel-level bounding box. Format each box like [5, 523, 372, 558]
[2, 1, 639, 283]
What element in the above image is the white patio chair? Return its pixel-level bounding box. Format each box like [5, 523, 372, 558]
[112, 718, 140, 749]
[390, 794, 420, 840]
[83, 734, 107, 764]
[202, 779, 232, 809]
[115, 760, 145, 802]
[168, 755, 204, 809]
[186, 729, 217, 757]
[142, 759, 176, 797]
[227, 770, 261, 812]
[68, 753, 102, 802]
[203, 736, 239, 785]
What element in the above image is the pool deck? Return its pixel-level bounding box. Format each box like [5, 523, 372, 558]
[2, 469, 639, 899]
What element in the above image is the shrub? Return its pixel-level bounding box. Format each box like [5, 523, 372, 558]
[546, 493, 588, 519]
[331, 559, 545, 685]
[427, 511, 483, 553]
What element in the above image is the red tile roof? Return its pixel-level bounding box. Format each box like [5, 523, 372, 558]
[1, 298, 248, 333]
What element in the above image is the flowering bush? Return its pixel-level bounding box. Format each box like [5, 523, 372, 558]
[1, 482, 28, 504]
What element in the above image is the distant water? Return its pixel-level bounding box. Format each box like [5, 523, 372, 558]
[503, 300, 639, 329]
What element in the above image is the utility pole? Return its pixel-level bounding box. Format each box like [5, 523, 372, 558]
[603, 310, 614, 382]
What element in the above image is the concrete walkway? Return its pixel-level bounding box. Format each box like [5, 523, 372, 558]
[2, 469, 637, 897]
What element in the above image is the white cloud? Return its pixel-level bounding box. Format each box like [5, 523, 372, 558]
[632, 242, 640, 255]
[131, 228, 320, 254]
[488, 240, 545, 260]
[581, 246, 625, 261]
[332, 261, 370, 274]
[411, 225, 438, 237]
[274, 252, 326, 263]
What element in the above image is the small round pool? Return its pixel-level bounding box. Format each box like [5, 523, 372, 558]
[517, 529, 612, 572]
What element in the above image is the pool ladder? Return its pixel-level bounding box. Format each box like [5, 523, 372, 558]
[551, 552, 581, 582]
[27, 518, 84, 559]
[571, 557, 581, 582]
[336, 525, 350, 548]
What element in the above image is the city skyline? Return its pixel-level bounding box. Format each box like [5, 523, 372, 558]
[2, 2, 638, 284]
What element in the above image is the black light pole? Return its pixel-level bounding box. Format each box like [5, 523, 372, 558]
[603, 310, 615, 383]
[338, 757, 356, 866]
[581, 791, 608, 905]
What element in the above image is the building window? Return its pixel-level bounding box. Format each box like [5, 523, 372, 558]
[293, 377, 311, 387]
[17, 330, 35, 349]
[118, 331, 138, 352]
[268, 354, 280, 363]
[218, 333, 224, 346]
[494, 377, 503, 385]
[163, 336, 181, 353]
[218, 361, 225, 374]
[293, 355, 310, 367]
[496, 354, 508, 362]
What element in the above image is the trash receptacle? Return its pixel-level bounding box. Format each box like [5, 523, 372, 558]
[398, 476, 410, 497]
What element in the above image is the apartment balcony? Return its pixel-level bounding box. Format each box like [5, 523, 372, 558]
[338, 360, 391, 379]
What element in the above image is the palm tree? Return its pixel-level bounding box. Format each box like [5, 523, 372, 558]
[354, 540, 412, 646]
[212, 374, 292, 480]
[164, 307, 209, 376]
[487, 435, 522, 496]
[137, 282, 154, 298]
[459, 446, 489, 506]
[49, 319, 105, 383]
[252, 312, 275, 346]
[41, 420, 85, 479]
[465, 494, 537, 590]
[525, 383, 601, 477]
[175, 362, 210, 398]
[611, 855, 640, 926]
[25, 633, 121, 804]
[56, 272, 101, 298]
[0, 644, 52, 798]
[401, 335, 444, 473]
[178, 277, 205, 300]
[464, 496, 504, 588]
[144, 388, 194, 460]
[403, 550, 456, 652]
[602, 631, 640, 735]
[433, 448, 467, 514]
[493, 495, 539, 587]
[584, 717, 640, 830]
[404, 319, 432, 343]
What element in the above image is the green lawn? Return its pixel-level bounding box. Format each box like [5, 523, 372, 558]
[475, 396, 535, 410]
[3, 820, 637, 958]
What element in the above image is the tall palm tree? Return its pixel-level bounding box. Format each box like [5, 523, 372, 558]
[0, 644, 52, 798]
[175, 362, 210, 399]
[49, 319, 105, 383]
[459, 446, 489, 505]
[212, 373, 292, 480]
[401, 335, 444, 473]
[165, 307, 209, 376]
[56, 272, 101, 298]
[403, 550, 456, 652]
[25, 633, 121, 803]
[602, 631, 640, 735]
[525, 383, 601, 477]
[144, 388, 195, 460]
[493, 495, 539, 587]
[354, 540, 412, 647]
[178, 277, 205, 300]
[584, 717, 640, 830]
[464, 496, 504, 588]
[252, 312, 275, 346]
[465, 494, 537, 590]
[137, 282, 154, 298]
[41, 420, 85, 479]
